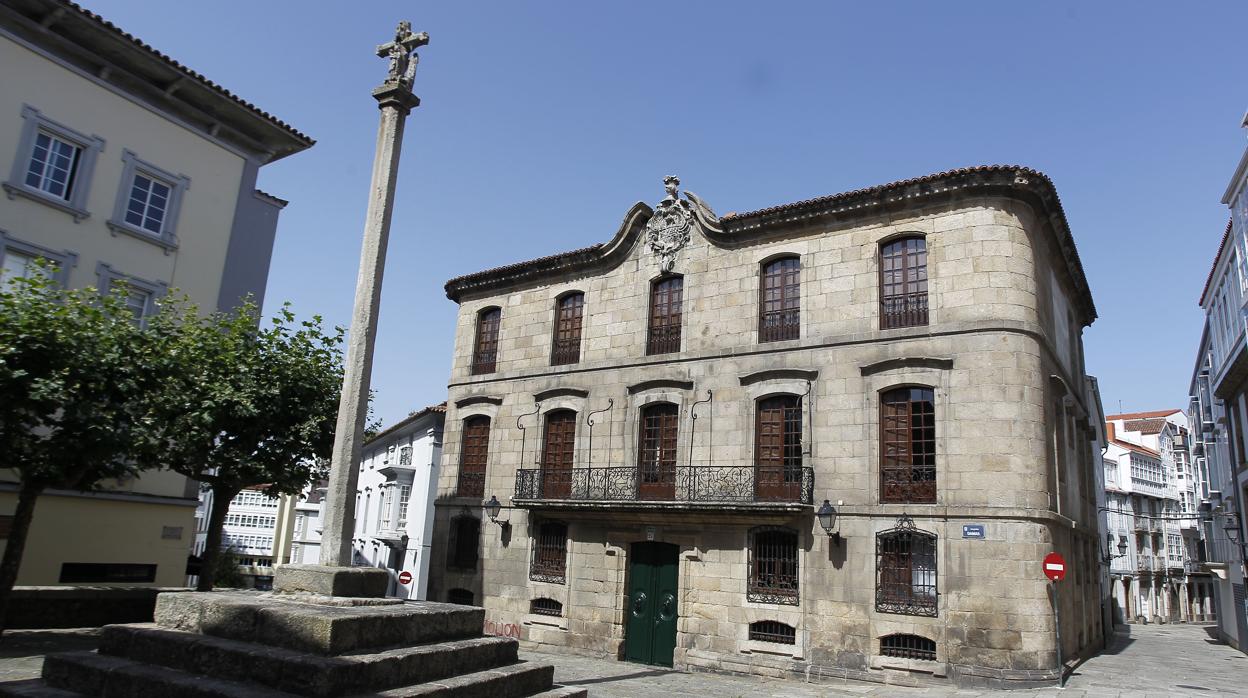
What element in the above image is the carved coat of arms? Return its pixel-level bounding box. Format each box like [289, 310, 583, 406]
[645, 175, 721, 273]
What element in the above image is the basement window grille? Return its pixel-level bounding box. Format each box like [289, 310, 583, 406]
[748, 620, 796, 645]
[530, 597, 563, 617]
[880, 633, 936, 661]
[530, 521, 568, 583]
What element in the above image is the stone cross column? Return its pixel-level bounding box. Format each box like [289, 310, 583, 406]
[320, 21, 429, 568]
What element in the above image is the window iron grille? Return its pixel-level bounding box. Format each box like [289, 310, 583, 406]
[875, 514, 938, 617]
[747, 527, 799, 604]
[531, 521, 568, 583]
[880, 633, 936, 661]
[748, 620, 796, 645]
[530, 597, 563, 617]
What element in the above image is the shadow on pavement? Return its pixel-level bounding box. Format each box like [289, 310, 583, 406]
[564, 668, 678, 686]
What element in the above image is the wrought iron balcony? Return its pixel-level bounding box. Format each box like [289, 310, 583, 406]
[513, 466, 814, 507]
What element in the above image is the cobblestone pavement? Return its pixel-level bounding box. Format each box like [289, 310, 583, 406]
[522, 623, 1248, 697]
[0, 623, 1243, 696]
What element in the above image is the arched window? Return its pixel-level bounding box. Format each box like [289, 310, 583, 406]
[447, 588, 474, 605]
[755, 395, 803, 502]
[471, 307, 501, 374]
[530, 597, 563, 617]
[879, 237, 927, 329]
[647, 276, 683, 355]
[638, 402, 679, 501]
[540, 410, 577, 499]
[880, 633, 936, 660]
[551, 292, 584, 366]
[748, 620, 796, 645]
[876, 515, 937, 617]
[748, 526, 799, 604]
[880, 386, 936, 503]
[446, 515, 480, 571]
[531, 521, 568, 583]
[759, 256, 800, 342]
[457, 416, 490, 498]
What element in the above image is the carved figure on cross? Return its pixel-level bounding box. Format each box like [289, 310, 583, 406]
[377, 20, 429, 88]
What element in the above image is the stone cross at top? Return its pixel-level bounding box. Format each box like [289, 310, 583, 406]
[376, 20, 429, 89]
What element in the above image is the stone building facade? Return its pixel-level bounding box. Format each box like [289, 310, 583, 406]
[429, 166, 1103, 688]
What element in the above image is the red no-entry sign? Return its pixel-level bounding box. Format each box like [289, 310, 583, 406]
[1043, 552, 1066, 582]
[398, 570, 413, 585]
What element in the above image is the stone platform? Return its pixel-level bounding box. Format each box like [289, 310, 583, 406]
[1, 591, 586, 697]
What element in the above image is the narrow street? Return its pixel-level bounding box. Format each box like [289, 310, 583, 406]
[521, 623, 1248, 697]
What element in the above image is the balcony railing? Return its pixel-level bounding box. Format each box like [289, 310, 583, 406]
[513, 465, 814, 505]
[646, 324, 681, 356]
[880, 292, 928, 330]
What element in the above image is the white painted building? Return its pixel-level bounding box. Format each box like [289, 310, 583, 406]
[1102, 410, 1214, 624]
[352, 403, 445, 599]
[289, 482, 326, 566]
[192, 485, 294, 589]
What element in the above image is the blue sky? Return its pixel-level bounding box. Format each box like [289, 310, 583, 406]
[87, 1, 1248, 427]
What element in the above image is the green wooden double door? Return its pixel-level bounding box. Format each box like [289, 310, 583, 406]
[625, 542, 679, 667]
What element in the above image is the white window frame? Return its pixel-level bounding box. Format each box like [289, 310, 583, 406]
[4, 105, 104, 220]
[0, 229, 77, 286]
[107, 149, 189, 252]
[94, 262, 168, 326]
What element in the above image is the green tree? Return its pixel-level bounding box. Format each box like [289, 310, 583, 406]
[146, 301, 343, 591]
[211, 547, 247, 589]
[0, 270, 168, 633]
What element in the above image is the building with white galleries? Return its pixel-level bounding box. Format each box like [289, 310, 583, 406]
[192, 485, 294, 589]
[1101, 410, 1213, 624]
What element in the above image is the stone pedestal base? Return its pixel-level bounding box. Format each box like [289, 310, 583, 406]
[272, 564, 391, 598]
[2, 591, 585, 697]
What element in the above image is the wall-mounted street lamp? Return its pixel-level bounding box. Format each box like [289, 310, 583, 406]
[1102, 533, 1128, 563]
[816, 499, 841, 543]
[483, 495, 510, 530]
[1224, 513, 1242, 543]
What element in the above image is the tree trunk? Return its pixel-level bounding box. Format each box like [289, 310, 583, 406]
[0, 481, 44, 636]
[196, 484, 240, 592]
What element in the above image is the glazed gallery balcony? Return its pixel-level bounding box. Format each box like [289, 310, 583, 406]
[512, 465, 814, 512]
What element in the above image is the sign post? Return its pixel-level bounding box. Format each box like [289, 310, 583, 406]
[1043, 552, 1067, 689]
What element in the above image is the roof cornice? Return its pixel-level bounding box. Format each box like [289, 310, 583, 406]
[1, 0, 314, 163]
[444, 165, 1097, 325]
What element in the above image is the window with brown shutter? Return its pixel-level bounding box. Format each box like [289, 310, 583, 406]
[530, 521, 568, 583]
[540, 410, 576, 499]
[551, 292, 584, 365]
[755, 395, 803, 501]
[638, 402, 679, 501]
[748, 526, 798, 604]
[880, 386, 936, 503]
[880, 237, 928, 329]
[471, 307, 501, 375]
[457, 416, 490, 498]
[759, 257, 800, 342]
[647, 276, 682, 355]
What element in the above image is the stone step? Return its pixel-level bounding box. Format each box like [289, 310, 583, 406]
[528, 686, 589, 698]
[41, 650, 301, 697]
[0, 679, 85, 697]
[154, 592, 484, 655]
[355, 660, 556, 698]
[97, 623, 518, 697]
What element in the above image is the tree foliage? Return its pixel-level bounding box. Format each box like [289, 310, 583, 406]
[145, 301, 344, 590]
[0, 270, 169, 633]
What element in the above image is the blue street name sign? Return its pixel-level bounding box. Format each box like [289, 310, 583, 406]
[962, 524, 985, 539]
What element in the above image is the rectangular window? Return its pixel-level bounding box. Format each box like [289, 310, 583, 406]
[471, 308, 501, 374]
[551, 292, 584, 365]
[397, 484, 411, 528]
[748, 527, 799, 604]
[647, 276, 682, 355]
[25, 131, 81, 200]
[124, 173, 172, 234]
[875, 518, 938, 617]
[880, 387, 936, 503]
[530, 521, 568, 583]
[457, 416, 491, 498]
[759, 257, 800, 342]
[879, 237, 928, 329]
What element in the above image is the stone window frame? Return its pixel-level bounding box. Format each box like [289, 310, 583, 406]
[94, 262, 169, 327]
[4, 105, 105, 221]
[861, 363, 949, 507]
[637, 400, 680, 497]
[0, 229, 77, 286]
[757, 253, 801, 343]
[879, 385, 937, 504]
[621, 387, 691, 487]
[874, 515, 939, 617]
[746, 525, 800, 605]
[471, 306, 501, 375]
[529, 519, 568, 584]
[550, 290, 585, 366]
[878, 233, 929, 331]
[107, 149, 190, 252]
[456, 414, 491, 498]
[538, 408, 579, 498]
